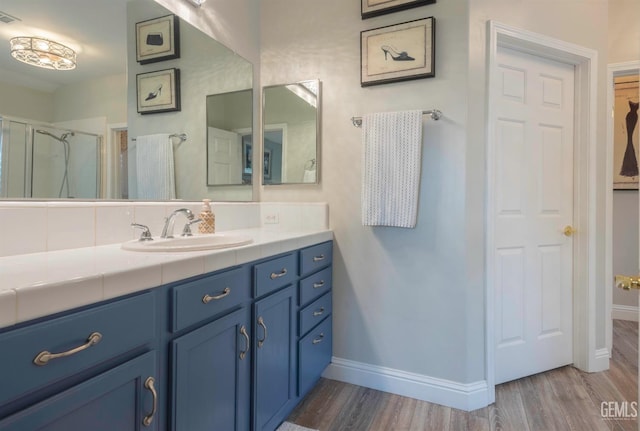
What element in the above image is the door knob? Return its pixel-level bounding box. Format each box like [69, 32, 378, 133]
[563, 225, 576, 237]
[615, 275, 640, 290]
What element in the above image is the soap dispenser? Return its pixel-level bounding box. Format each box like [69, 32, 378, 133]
[198, 199, 215, 234]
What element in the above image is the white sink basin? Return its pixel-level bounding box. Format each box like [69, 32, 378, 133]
[122, 233, 253, 252]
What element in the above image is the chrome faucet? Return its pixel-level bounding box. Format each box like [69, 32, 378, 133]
[161, 208, 195, 238]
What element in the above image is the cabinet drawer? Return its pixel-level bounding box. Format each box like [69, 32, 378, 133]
[0, 292, 155, 406]
[254, 253, 297, 298]
[0, 351, 157, 431]
[299, 242, 333, 277]
[172, 267, 250, 332]
[299, 292, 332, 337]
[298, 317, 332, 397]
[299, 266, 332, 306]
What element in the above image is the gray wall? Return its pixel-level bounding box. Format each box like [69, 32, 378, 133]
[260, 0, 610, 387]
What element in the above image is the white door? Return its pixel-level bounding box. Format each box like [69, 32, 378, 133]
[492, 47, 576, 384]
[207, 127, 242, 185]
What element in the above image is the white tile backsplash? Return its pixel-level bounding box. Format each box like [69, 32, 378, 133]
[0, 205, 48, 257]
[96, 205, 135, 246]
[46, 205, 96, 251]
[0, 201, 328, 257]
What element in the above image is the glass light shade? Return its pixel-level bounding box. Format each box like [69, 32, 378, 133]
[9, 37, 76, 70]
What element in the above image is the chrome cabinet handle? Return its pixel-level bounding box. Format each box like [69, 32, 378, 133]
[239, 325, 250, 360]
[312, 333, 325, 344]
[313, 254, 325, 262]
[33, 332, 102, 366]
[313, 307, 325, 317]
[313, 280, 325, 289]
[257, 316, 268, 348]
[202, 287, 231, 304]
[270, 268, 288, 280]
[143, 377, 157, 427]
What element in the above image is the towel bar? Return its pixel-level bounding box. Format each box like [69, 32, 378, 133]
[351, 109, 442, 127]
[131, 133, 187, 143]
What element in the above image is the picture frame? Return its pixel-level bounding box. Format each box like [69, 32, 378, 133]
[263, 149, 272, 180]
[613, 76, 640, 190]
[361, 0, 436, 19]
[135, 14, 180, 64]
[136, 68, 181, 115]
[361, 17, 435, 87]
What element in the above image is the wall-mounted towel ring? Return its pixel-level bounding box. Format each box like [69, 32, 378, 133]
[351, 109, 442, 127]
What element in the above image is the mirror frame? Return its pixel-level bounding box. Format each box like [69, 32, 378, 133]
[261, 79, 321, 186]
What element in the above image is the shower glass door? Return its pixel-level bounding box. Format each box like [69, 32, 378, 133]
[0, 117, 102, 199]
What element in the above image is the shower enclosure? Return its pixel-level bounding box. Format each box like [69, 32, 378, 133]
[0, 116, 102, 199]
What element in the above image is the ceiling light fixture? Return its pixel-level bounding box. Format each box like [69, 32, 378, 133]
[9, 37, 76, 71]
[187, 0, 206, 7]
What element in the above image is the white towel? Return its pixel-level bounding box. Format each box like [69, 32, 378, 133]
[135, 134, 176, 200]
[361, 110, 423, 228]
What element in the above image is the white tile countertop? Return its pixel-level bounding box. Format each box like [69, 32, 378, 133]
[0, 227, 333, 329]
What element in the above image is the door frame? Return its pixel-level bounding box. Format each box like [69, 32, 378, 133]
[606, 61, 640, 343]
[486, 21, 600, 403]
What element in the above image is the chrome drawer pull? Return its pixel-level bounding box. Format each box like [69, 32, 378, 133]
[313, 254, 325, 262]
[312, 333, 325, 344]
[202, 287, 231, 304]
[143, 377, 157, 427]
[313, 307, 325, 317]
[313, 280, 325, 289]
[257, 316, 268, 348]
[33, 332, 102, 366]
[239, 325, 250, 360]
[270, 268, 288, 280]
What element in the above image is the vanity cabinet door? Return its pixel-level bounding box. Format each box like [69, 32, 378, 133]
[253, 285, 297, 431]
[0, 351, 158, 431]
[172, 307, 251, 431]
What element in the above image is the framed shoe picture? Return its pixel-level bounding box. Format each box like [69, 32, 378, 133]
[361, 17, 435, 87]
[361, 0, 436, 19]
[136, 68, 181, 114]
[136, 14, 180, 64]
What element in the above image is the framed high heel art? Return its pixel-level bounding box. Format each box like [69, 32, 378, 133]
[136, 68, 181, 114]
[361, 0, 436, 19]
[360, 17, 435, 87]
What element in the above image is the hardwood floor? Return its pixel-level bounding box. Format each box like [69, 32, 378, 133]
[286, 320, 638, 431]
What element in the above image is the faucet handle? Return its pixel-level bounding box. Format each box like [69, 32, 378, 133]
[131, 223, 153, 241]
[181, 219, 202, 237]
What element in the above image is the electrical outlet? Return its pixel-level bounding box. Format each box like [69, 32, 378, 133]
[264, 213, 279, 224]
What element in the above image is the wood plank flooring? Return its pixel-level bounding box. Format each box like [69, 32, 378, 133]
[286, 319, 638, 431]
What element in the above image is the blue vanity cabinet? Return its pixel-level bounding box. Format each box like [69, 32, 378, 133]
[171, 307, 251, 431]
[0, 351, 158, 431]
[296, 241, 333, 400]
[0, 288, 158, 431]
[167, 265, 251, 431]
[253, 285, 297, 431]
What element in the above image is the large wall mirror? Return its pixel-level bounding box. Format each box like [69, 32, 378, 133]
[0, 0, 253, 201]
[262, 80, 320, 185]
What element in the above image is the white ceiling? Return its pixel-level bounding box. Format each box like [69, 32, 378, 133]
[0, 0, 130, 92]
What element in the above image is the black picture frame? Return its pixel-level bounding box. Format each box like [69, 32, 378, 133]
[361, 0, 436, 19]
[135, 14, 180, 64]
[136, 68, 181, 115]
[361, 17, 435, 87]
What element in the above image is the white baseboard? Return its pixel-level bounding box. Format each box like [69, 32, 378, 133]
[322, 357, 489, 412]
[590, 348, 610, 372]
[612, 305, 639, 322]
